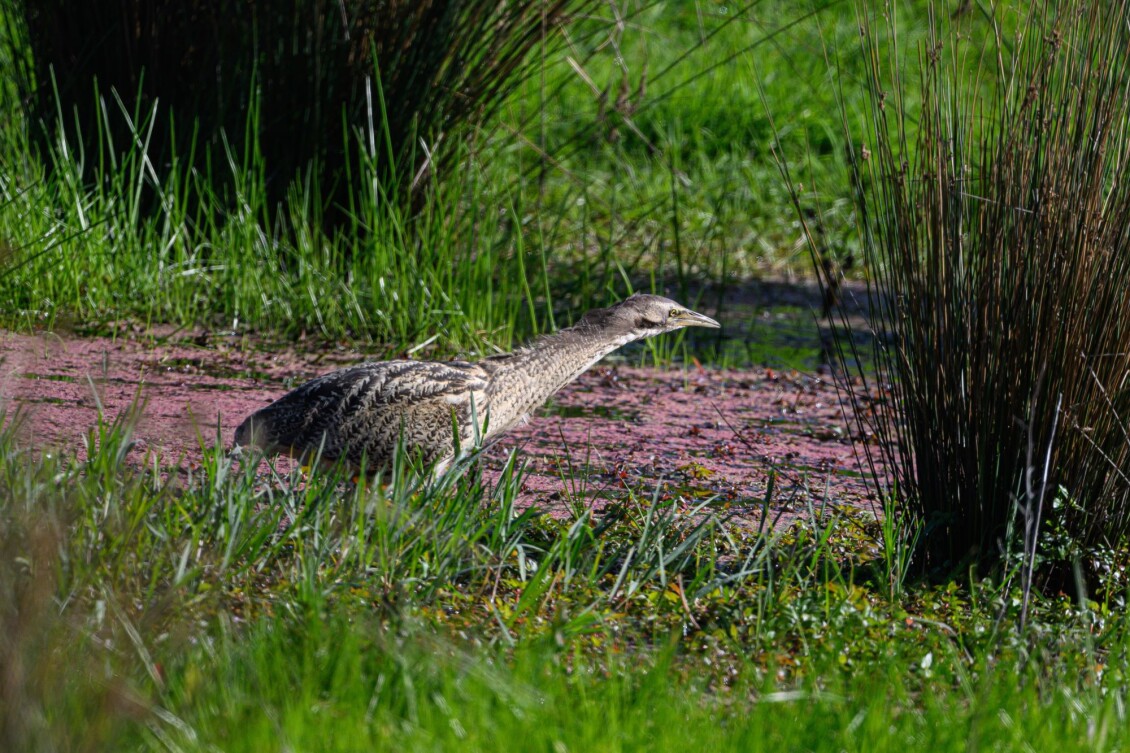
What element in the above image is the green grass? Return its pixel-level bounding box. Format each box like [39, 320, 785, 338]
[150, 609, 1127, 752]
[2, 409, 1128, 750]
[0, 2, 932, 361]
[4, 2, 1129, 749]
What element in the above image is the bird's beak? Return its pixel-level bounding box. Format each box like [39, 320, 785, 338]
[673, 308, 721, 329]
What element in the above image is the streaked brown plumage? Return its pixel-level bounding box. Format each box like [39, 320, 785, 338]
[233, 294, 719, 473]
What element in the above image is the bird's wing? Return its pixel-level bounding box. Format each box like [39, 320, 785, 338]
[238, 360, 491, 467]
[326, 360, 489, 407]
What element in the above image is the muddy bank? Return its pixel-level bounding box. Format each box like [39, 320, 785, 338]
[0, 329, 885, 524]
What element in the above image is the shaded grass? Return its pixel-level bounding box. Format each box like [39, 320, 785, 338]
[12, 0, 602, 222]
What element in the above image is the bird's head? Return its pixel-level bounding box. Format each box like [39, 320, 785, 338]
[579, 293, 720, 339]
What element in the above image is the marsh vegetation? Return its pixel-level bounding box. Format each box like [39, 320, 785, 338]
[3, 1, 1130, 749]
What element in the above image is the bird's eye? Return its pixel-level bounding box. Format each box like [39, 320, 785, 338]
[668, 308, 683, 319]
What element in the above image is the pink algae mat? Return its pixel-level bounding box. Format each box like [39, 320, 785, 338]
[0, 329, 884, 524]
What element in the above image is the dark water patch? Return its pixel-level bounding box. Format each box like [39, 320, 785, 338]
[725, 339, 824, 372]
[187, 382, 240, 392]
[699, 299, 880, 373]
[757, 418, 813, 434]
[20, 372, 79, 383]
[809, 426, 848, 441]
[543, 402, 641, 422]
[788, 463, 869, 478]
[142, 356, 273, 382]
[738, 306, 826, 370]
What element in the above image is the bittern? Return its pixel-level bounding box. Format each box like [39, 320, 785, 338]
[233, 294, 719, 473]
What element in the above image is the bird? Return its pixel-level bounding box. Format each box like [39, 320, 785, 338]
[233, 293, 719, 474]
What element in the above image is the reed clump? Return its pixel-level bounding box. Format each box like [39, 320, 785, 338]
[831, 0, 1130, 573]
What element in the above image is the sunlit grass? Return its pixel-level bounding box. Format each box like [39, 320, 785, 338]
[1, 408, 1127, 750]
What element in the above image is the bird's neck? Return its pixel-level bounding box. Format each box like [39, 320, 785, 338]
[519, 324, 638, 386]
[481, 324, 641, 434]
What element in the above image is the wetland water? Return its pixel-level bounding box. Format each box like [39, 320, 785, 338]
[0, 288, 883, 526]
